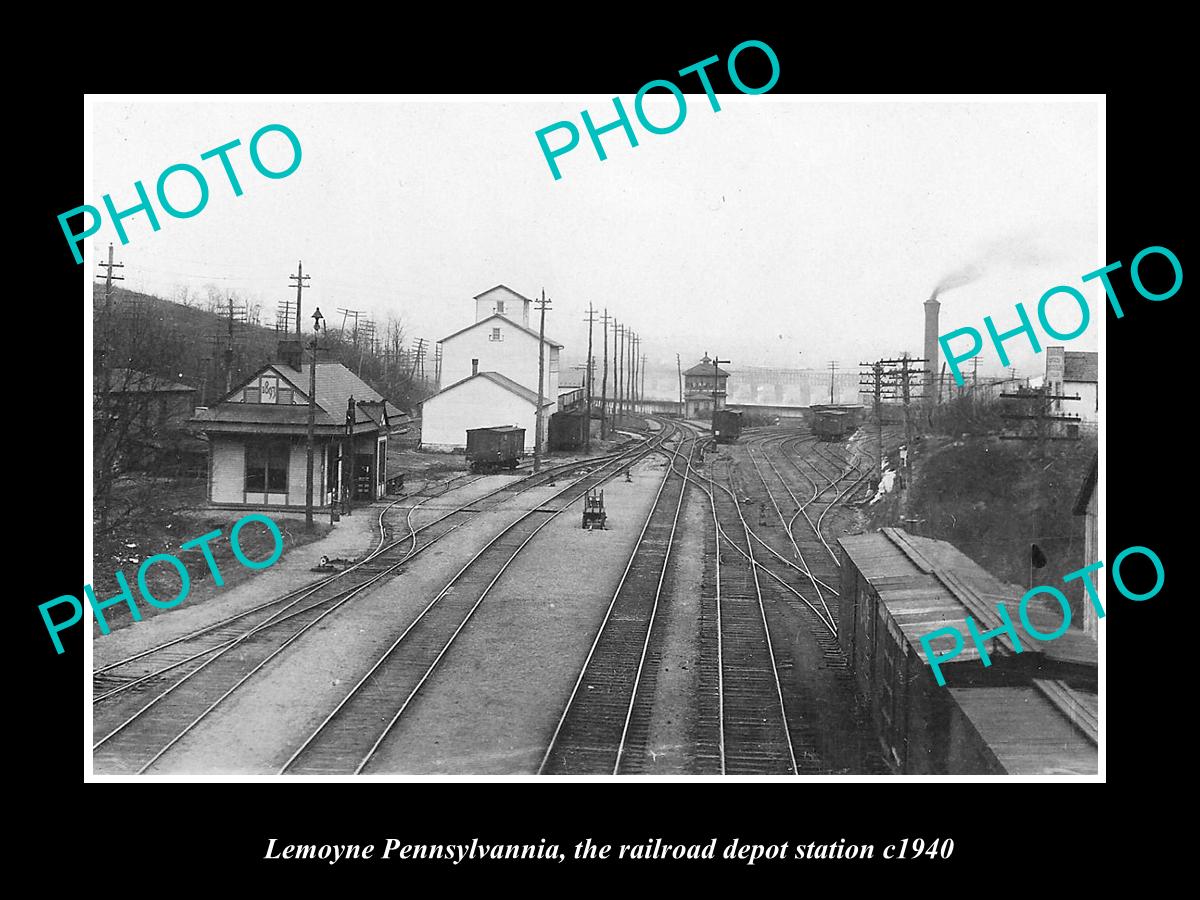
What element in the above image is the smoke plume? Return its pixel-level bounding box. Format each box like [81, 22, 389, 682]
[930, 233, 1055, 301]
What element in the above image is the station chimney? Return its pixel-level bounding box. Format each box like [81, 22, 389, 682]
[923, 293, 941, 400]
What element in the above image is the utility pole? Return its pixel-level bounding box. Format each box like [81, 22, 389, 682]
[641, 353, 647, 417]
[409, 337, 426, 381]
[600, 309, 610, 440]
[828, 360, 838, 405]
[305, 307, 324, 531]
[677, 353, 684, 418]
[999, 385, 1082, 459]
[534, 291, 551, 472]
[288, 261, 310, 338]
[583, 303, 596, 450]
[616, 323, 625, 427]
[859, 361, 886, 476]
[95, 242, 124, 388]
[630, 333, 639, 416]
[220, 296, 247, 395]
[97, 242, 124, 307]
[275, 297, 296, 333]
[711, 355, 730, 433]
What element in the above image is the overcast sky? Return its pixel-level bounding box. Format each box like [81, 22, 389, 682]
[90, 98, 1099, 380]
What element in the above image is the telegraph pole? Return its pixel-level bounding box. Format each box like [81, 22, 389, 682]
[1000, 386, 1082, 459]
[828, 360, 838, 405]
[583, 303, 596, 450]
[630, 333, 639, 416]
[409, 337, 426, 381]
[859, 361, 885, 476]
[288, 261, 311, 338]
[677, 353, 684, 418]
[616, 323, 625, 427]
[95, 242, 124, 393]
[600, 309, 610, 440]
[97, 242, 124, 307]
[534, 291, 552, 472]
[641, 353, 647, 417]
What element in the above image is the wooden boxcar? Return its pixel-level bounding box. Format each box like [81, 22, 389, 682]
[465, 425, 525, 472]
[549, 408, 588, 451]
[836, 528, 1097, 774]
[812, 408, 854, 441]
[712, 409, 742, 443]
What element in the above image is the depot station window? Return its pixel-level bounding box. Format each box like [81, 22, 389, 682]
[246, 441, 289, 493]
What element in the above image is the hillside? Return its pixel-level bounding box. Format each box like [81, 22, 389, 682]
[92, 285, 433, 410]
[896, 431, 1096, 595]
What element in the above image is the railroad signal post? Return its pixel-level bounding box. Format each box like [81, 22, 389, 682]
[305, 306, 324, 531]
[712, 355, 730, 433]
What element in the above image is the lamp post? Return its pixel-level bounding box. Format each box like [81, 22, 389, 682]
[305, 306, 324, 531]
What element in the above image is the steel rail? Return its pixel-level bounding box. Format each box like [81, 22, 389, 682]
[281, 429, 675, 775]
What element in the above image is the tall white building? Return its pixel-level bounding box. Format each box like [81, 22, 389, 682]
[1045, 346, 1098, 432]
[421, 285, 562, 453]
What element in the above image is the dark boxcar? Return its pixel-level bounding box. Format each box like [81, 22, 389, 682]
[466, 425, 525, 472]
[549, 408, 587, 451]
[813, 408, 853, 441]
[713, 409, 742, 443]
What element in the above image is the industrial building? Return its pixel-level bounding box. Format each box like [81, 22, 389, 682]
[682, 354, 729, 419]
[422, 285, 562, 453]
[191, 343, 405, 509]
[1045, 346, 1099, 429]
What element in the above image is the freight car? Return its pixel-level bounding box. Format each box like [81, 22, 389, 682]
[812, 408, 855, 441]
[712, 409, 742, 444]
[465, 425, 525, 472]
[836, 528, 1097, 775]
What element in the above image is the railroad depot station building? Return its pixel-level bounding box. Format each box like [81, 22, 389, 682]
[683, 354, 730, 419]
[421, 285, 562, 454]
[191, 341, 406, 509]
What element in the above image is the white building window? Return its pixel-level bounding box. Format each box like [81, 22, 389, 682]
[495, 300, 506, 314]
[490, 327, 502, 341]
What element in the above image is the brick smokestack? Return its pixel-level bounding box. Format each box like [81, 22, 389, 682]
[924, 293, 941, 399]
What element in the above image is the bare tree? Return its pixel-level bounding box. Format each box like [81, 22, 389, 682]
[93, 290, 192, 533]
[174, 283, 196, 308]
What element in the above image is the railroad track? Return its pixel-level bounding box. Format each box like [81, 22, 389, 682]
[279, 427, 677, 775]
[702, 452, 797, 774]
[92, 472, 486, 707]
[538, 429, 697, 775]
[92, 438, 659, 774]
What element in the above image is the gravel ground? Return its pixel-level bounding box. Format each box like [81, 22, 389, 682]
[357, 454, 669, 774]
[92, 509, 377, 671]
[637, 479, 706, 773]
[138, 475, 609, 774]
